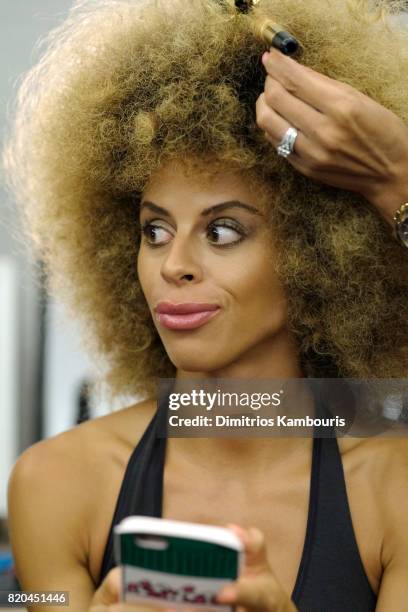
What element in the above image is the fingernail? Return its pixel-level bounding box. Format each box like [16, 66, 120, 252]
[261, 51, 270, 63]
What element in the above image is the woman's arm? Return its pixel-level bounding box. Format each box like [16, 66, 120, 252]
[373, 441, 408, 610]
[7, 434, 96, 611]
[8, 431, 176, 612]
[257, 49, 408, 228]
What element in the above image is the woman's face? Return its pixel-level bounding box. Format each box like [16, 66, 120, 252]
[137, 160, 290, 374]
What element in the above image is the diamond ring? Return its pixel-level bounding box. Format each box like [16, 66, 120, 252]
[276, 126, 298, 158]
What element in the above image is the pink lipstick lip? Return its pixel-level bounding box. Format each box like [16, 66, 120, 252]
[155, 301, 220, 315]
[155, 308, 221, 330]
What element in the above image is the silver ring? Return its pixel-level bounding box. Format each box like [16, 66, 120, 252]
[276, 126, 298, 158]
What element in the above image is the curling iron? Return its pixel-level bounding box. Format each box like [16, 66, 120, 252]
[227, 0, 302, 57]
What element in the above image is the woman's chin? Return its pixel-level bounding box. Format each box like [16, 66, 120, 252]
[165, 349, 232, 375]
[169, 358, 217, 374]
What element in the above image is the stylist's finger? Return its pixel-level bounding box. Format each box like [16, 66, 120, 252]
[256, 92, 310, 157]
[262, 75, 324, 139]
[261, 48, 340, 112]
[256, 93, 290, 144]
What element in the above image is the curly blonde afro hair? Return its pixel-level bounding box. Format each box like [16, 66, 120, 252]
[3, 0, 408, 401]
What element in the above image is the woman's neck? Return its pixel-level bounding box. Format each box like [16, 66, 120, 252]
[176, 325, 304, 381]
[170, 326, 312, 471]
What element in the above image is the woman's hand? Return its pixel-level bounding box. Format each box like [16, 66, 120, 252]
[256, 48, 408, 225]
[91, 529, 297, 612]
[216, 524, 297, 612]
[89, 567, 172, 611]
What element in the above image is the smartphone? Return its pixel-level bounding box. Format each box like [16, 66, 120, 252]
[114, 516, 244, 610]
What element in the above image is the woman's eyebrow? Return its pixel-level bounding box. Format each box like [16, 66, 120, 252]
[139, 200, 262, 217]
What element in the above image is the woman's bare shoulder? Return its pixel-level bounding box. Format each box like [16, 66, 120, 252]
[11, 396, 158, 505]
[75, 396, 158, 448]
[358, 437, 408, 573]
[338, 435, 408, 479]
[8, 398, 158, 577]
[338, 435, 408, 462]
[337, 435, 408, 517]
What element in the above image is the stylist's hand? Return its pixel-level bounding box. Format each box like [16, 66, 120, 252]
[257, 48, 408, 224]
[89, 566, 173, 611]
[216, 524, 297, 612]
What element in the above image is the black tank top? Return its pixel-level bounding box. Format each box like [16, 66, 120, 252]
[97, 392, 378, 611]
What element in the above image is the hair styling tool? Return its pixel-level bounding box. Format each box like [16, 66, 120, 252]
[222, 0, 302, 56]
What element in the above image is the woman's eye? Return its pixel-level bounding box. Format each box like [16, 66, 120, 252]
[141, 222, 172, 246]
[140, 219, 247, 248]
[207, 221, 245, 246]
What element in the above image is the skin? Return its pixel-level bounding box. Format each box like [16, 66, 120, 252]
[137, 160, 302, 380]
[85, 160, 408, 611]
[89, 526, 296, 612]
[8, 60, 408, 612]
[137, 160, 317, 468]
[87, 161, 326, 612]
[8, 158, 408, 612]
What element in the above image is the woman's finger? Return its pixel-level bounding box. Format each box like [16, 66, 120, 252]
[217, 525, 296, 611]
[218, 573, 293, 611]
[90, 567, 121, 607]
[230, 525, 270, 573]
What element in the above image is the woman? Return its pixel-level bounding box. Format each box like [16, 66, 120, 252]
[4, 0, 408, 610]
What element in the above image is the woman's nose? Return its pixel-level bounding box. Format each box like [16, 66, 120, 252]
[160, 233, 203, 285]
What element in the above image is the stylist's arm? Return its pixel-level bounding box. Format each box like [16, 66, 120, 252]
[217, 524, 297, 612]
[257, 48, 408, 226]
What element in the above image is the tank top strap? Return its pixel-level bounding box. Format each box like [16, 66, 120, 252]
[97, 392, 169, 584]
[293, 392, 377, 610]
[98, 386, 377, 611]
